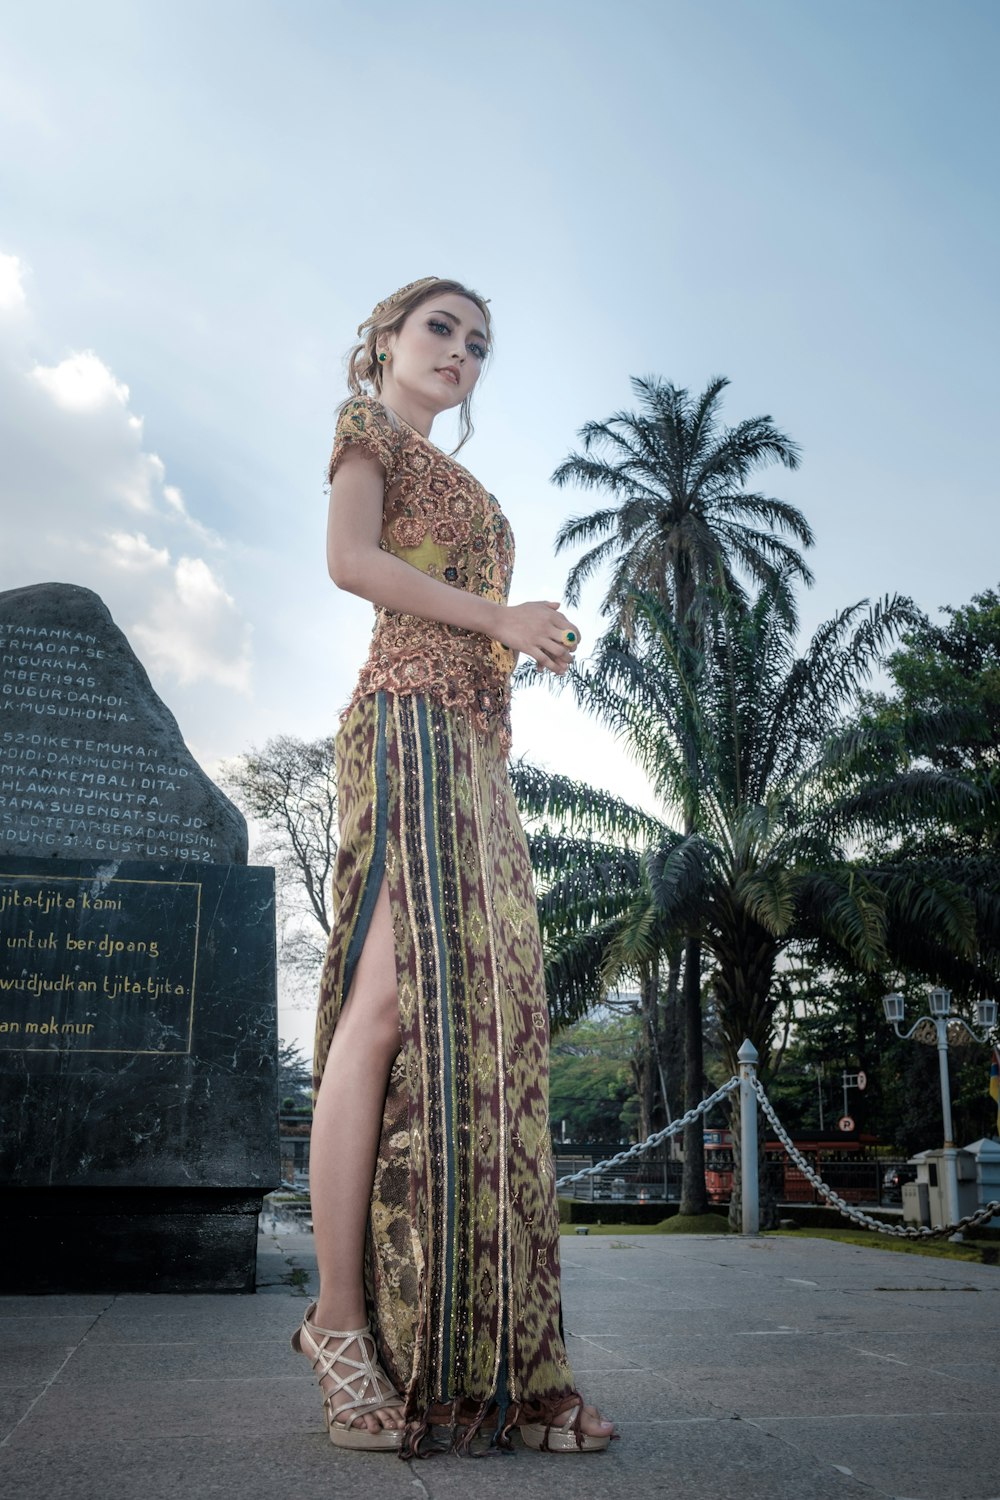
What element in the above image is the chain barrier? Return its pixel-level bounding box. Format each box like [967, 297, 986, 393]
[554, 1075, 739, 1190]
[752, 1076, 1000, 1240]
[553, 1067, 1000, 1238]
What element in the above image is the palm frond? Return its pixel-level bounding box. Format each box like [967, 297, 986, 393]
[510, 760, 667, 843]
[792, 868, 888, 969]
[646, 835, 715, 925]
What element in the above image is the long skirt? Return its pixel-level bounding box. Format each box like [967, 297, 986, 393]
[313, 690, 579, 1454]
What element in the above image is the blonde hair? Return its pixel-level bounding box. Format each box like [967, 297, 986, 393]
[346, 277, 492, 452]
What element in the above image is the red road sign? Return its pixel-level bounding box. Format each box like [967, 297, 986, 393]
[838, 1114, 855, 1132]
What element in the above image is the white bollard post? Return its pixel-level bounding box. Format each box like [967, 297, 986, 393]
[738, 1039, 760, 1235]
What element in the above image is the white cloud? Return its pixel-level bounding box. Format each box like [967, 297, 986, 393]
[104, 530, 171, 571]
[0, 259, 253, 699]
[32, 349, 129, 411]
[161, 480, 222, 546]
[0, 252, 27, 314]
[133, 556, 253, 693]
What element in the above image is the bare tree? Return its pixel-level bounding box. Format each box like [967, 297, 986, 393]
[219, 735, 337, 1002]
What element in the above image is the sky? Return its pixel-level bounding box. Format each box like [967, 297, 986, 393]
[1, 0, 998, 1053]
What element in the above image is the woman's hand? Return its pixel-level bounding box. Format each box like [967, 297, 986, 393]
[329, 451, 582, 664]
[499, 601, 581, 674]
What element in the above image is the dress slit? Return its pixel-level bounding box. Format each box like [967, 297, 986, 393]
[314, 394, 585, 1453]
[314, 687, 581, 1450]
[339, 692, 390, 1004]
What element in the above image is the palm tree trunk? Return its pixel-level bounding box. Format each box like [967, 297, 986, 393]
[679, 936, 708, 1214]
[635, 1029, 655, 1143]
[712, 922, 780, 1228]
[639, 966, 664, 1138]
[676, 567, 709, 1216]
[662, 942, 683, 1143]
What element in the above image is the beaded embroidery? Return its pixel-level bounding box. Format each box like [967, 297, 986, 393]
[329, 396, 517, 750]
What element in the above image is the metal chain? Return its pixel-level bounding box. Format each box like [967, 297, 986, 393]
[553, 1068, 1000, 1239]
[554, 1076, 739, 1189]
[752, 1076, 1000, 1240]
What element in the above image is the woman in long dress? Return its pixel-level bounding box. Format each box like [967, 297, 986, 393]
[292, 277, 617, 1458]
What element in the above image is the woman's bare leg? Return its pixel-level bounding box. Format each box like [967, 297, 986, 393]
[307, 878, 403, 1434]
[307, 876, 613, 1442]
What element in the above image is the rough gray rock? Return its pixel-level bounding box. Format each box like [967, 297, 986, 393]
[0, 582, 247, 864]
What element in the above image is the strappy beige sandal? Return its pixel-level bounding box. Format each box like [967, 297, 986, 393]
[520, 1399, 615, 1453]
[291, 1301, 404, 1450]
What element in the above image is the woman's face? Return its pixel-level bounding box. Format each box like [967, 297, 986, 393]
[380, 293, 489, 413]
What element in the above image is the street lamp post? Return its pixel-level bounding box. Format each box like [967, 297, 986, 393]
[882, 989, 998, 1230]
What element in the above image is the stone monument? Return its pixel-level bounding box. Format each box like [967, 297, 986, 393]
[0, 583, 279, 1292]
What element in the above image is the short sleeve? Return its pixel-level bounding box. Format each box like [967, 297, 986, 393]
[328, 396, 398, 486]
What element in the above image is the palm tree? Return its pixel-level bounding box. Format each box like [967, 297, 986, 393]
[508, 773, 681, 1140]
[517, 581, 997, 1224]
[552, 375, 813, 637]
[551, 375, 814, 1209]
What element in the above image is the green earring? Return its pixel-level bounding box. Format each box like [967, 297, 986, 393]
[378, 351, 388, 364]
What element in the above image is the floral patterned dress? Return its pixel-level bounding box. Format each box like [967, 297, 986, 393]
[313, 396, 582, 1455]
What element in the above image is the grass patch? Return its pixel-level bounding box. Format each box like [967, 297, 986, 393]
[771, 1226, 1000, 1265]
[560, 1220, 998, 1258]
[561, 1213, 731, 1237]
[557, 1197, 674, 1227]
[653, 1212, 731, 1235]
[560, 1222, 660, 1236]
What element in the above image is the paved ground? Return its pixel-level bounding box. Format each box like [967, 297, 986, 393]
[1, 1224, 998, 1500]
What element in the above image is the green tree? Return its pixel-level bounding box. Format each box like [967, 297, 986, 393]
[509, 773, 681, 1141]
[770, 976, 1000, 1156]
[549, 1012, 641, 1143]
[552, 375, 813, 635]
[551, 375, 814, 1212]
[864, 586, 1000, 854]
[277, 1037, 313, 1112]
[762, 969, 897, 1141]
[520, 580, 998, 1223]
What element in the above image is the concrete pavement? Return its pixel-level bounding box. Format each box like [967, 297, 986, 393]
[1, 1223, 998, 1500]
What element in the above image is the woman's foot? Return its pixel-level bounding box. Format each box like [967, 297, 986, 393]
[291, 1302, 404, 1446]
[579, 1402, 616, 1440]
[519, 1395, 618, 1452]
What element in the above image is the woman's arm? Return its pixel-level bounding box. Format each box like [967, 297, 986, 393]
[328, 448, 577, 673]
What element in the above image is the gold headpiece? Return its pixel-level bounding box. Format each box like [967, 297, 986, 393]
[358, 277, 441, 336]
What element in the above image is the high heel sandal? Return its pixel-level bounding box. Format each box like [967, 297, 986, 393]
[519, 1398, 615, 1453]
[291, 1301, 404, 1450]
